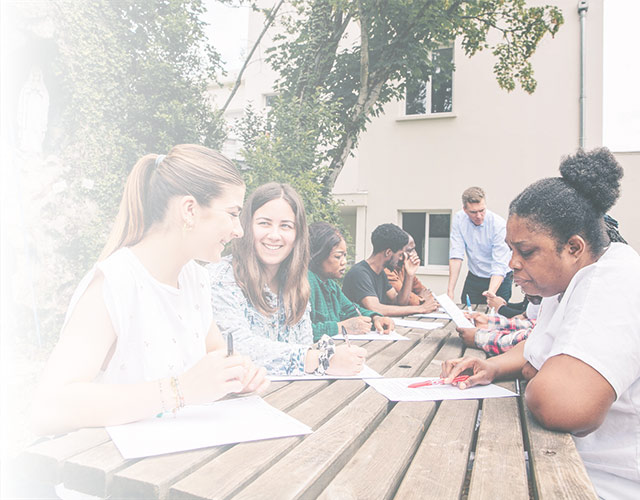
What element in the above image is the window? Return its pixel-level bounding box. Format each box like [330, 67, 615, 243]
[401, 211, 451, 270]
[405, 47, 453, 116]
[264, 93, 278, 109]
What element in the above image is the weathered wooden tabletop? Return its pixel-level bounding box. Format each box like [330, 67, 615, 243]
[17, 314, 598, 499]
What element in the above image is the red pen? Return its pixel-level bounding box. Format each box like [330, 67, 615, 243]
[408, 375, 469, 388]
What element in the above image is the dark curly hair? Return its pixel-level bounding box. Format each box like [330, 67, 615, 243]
[309, 222, 344, 274]
[509, 148, 624, 254]
[371, 223, 408, 254]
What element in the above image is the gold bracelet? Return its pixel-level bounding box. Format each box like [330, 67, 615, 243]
[170, 376, 185, 414]
[156, 378, 168, 418]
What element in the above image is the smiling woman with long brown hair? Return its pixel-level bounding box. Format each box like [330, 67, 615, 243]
[208, 183, 366, 376]
[441, 148, 639, 499]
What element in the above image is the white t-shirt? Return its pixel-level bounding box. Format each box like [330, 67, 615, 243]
[524, 243, 640, 499]
[63, 248, 211, 383]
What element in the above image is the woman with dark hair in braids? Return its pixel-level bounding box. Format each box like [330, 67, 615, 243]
[441, 148, 640, 499]
[308, 222, 394, 342]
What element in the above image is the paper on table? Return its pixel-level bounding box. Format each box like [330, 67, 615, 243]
[414, 312, 451, 320]
[435, 293, 475, 328]
[393, 319, 444, 330]
[107, 395, 312, 459]
[364, 377, 517, 402]
[268, 364, 382, 382]
[333, 330, 409, 341]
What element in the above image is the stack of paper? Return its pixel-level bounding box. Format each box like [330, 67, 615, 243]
[393, 319, 444, 330]
[435, 294, 474, 328]
[332, 331, 410, 341]
[364, 378, 517, 402]
[268, 365, 382, 381]
[107, 396, 312, 459]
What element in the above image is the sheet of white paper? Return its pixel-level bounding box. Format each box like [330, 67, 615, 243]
[268, 365, 381, 382]
[435, 293, 475, 328]
[107, 396, 311, 459]
[392, 319, 444, 330]
[332, 330, 409, 341]
[364, 377, 517, 402]
[413, 312, 451, 320]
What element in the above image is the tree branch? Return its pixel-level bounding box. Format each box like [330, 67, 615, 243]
[221, 0, 285, 113]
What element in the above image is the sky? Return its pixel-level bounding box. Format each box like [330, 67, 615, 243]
[204, 0, 638, 151]
[602, 0, 640, 152]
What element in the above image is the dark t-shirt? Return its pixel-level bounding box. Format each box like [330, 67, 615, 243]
[342, 260, 393, 305]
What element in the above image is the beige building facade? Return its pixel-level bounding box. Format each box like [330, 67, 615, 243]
[210, 0, 639, 300]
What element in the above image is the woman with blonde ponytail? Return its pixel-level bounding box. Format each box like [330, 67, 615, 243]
[31, 145, 268, 436]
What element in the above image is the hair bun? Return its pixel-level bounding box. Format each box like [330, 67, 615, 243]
[559, 147, 623, 214]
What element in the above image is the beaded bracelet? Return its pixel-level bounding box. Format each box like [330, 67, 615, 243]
[170, 376, 185, 414]
[314, 335, 336, 376]
[156, 378, 169, 418]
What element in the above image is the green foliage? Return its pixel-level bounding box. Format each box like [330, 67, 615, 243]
[32, 0, 225, 343]
[262, 0, 564, 189]
[235, 94, 342, 225]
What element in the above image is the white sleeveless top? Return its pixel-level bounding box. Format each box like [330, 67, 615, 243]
[63, 248, 211, 383]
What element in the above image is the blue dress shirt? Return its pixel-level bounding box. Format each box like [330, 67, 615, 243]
[449, 209, 512, 278]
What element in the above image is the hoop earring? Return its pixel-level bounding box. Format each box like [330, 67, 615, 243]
[183, 219, 194, 231]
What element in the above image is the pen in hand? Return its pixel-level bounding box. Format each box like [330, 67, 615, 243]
[341, 325, 351, 347]
[465, 294, 475, 326]
[408, 375, 469, 388]
[227, 332, 234, 357]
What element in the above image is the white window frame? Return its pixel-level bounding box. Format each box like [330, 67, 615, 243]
[263, 93, 278, 109]
[399, 209, 451, 275]
[398, 46, 455, 121]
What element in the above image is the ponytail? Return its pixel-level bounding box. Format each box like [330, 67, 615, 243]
[100, 145, 243, 260]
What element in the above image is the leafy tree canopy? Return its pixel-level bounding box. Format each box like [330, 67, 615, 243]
[15, 0, 226, 342]
[241, 0, 563, 191]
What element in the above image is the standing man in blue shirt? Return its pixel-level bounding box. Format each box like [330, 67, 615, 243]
[447, 187, 513, 304]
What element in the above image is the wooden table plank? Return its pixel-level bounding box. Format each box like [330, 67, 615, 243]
[56, 382, 290, 498]
[468, 381, 528, 500]
[317, 325, 461, 500]
[394, 344, 484, 500]
[62, 440, 137, 498]
[16, 428, 111, 485]
[168, 335, 428, 500]
[111, 337, 415, 500]
[522, 402, 598, 499]
[227, 329, 453, 500]
[108, 380, 334, 500]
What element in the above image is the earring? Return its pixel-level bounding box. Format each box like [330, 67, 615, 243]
[183, 219, 194, 231]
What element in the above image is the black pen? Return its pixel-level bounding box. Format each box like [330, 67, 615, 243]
[341, 325, 351, 347]
[227, 332, 234, 357]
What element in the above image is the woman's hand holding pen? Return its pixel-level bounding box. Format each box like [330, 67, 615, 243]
[327, 344, 367, 376]
[238, 357, 270, 394]
[339, 316, 372, 334]
[440, 356, 498, 390]
[179, 352, 268, 405]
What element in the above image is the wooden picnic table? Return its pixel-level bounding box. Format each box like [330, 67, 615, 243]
[17, 313, 598, 499]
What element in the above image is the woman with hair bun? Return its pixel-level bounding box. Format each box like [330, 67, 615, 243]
[308, 221, 394, 342]
[441, 148, 640, 499]
[209, 183, 366, 376]
[31, 145, 268, 436]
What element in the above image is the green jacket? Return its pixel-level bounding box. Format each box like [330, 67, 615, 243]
[308, 270, 379, 342]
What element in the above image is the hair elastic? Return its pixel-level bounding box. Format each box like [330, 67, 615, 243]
[155, 154, 166, 168]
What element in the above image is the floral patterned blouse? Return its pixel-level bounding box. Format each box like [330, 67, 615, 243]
[207, 256, 312, 375]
